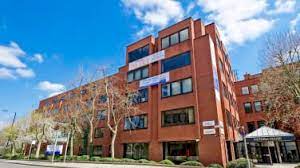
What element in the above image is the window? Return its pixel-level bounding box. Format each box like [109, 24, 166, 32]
[130, 88, 148, 104]
[124, 143, 148, 160]
[80, 89, 87, 95]
[244, 102, 252, 113]
[127, 66, 149, 82]
[124, 114, 147, 130]
[251, 85, 259, 94]
[226, 110, 233, 127]
[170, 33, 179, 45]
[241, 87, 249, 95]
[93, 146, 102, 156]
[164, 141, 197, 159]
[94, 128, 104, 138]
[182, 78, 192, 93]
[161, 52, 191, 73]
[179, 29, 189, 42]
[162, 84, 171, 97]
[257, 120, 265, 128]
[161, 78, 192, 98]
[247, 122, 256, 133]
[162, 37, 170, 49]
[162, 107, 194, 126]
[97, 110, 106, 120]
[161, 28, 189, 49]
[218, 59, 224, 72]
[128, 45, 149, 63]
[254, 101, 262, 112]
[98, 95, 107, 104]
[171, 81, 181, 95]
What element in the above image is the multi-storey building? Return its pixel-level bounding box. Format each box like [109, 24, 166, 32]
[234, 73, 300, 163]
[38, 18, 242, 166]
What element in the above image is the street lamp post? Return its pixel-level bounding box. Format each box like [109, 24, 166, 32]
[1, 109, 17, 147]
[239, 126, 251, 168]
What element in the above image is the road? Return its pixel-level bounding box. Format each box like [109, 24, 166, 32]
[0, 161, 44, 168]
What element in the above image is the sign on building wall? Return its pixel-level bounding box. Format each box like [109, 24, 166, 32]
[203, 120, 215, 127]
[203, 128, 216, 135]
[129, 50, 165, 71]
[139, 72, 169, 88]
[209, 37, 221, 102]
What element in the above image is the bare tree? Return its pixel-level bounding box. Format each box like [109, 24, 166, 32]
[259, 31, 300, 134]
[28, 108, 55, 158]
[69, 66, 139, 158]
[100, 68, 139, 159]
[54, 91, 83, 157]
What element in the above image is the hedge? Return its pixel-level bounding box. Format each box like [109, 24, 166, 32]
[227, 158, 254, 168]
[208, 163, 223, 168]
[180, 160, 204, 167]
[159, 159, 175, 165]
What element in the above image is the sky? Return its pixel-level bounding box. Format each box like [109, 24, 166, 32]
[0, 0, 299, 128]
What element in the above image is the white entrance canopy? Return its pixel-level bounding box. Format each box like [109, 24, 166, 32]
[245, 126, 295, 142]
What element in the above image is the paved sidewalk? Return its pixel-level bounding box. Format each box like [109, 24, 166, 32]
[255, 163, 299, 168]
[0, 159, 169, 168]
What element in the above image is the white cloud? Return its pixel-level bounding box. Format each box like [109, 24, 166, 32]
[0, 41, 26, 68]
[37, 81, 66, 97]
[0, 67, 16, 79]
[197, 0, 274, 45]
[0, 41, 42, 79]
[122, 0, 184, 37]
[32, 53, 44, 63]
[290, 13, 300, 34]
[267, 0, 296, 15]
[15, 68, 35, 78]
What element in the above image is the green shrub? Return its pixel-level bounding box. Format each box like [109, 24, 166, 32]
[119, 158, 137, 163]
[295, 165, 300, 168]
[180, 160, 204, 167]
[90, 156, 101, 161]
[208, 163, 223, 168]
[76, 155, 90, 161]
[227, 158, 253, 168]
[159, 159, 175, 165]
[137, 159, 154, 164]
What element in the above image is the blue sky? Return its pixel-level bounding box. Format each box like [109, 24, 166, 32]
[0, 0, 299, 127]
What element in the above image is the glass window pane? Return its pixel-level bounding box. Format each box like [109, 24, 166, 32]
[241, 87, 249, 95]
[128, 72, 134, 82]
[142, 67, 148, 78]
[162, 84, 170, 97]
[135, 69, 141, 80]
[171, 81, 181, 95]
[170, 33, 179, 45]
[162, 52, 191, 73]
[187, 108, 194, 123]
[179, 28, 189, 42]
[247, 122, 256, 133]
[254, 101, 262, 112]
[251, 85, 259, 94]
[182, 78, 192, 93]
[244, 103, 252, 113]
[162, 37, 169, 49]
[128, 45, 149, 63]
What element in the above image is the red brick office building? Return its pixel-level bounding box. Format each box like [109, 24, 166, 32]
[234, 73, 300, 163]
[38, 18, 243, 166]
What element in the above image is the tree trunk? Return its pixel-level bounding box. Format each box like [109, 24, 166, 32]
[35, 141, 42, 158]
[111, 127, 117, 159]
[70, 132, 74, 157]
[89, 122, 94, 157]
[11, 143, 15, 156]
